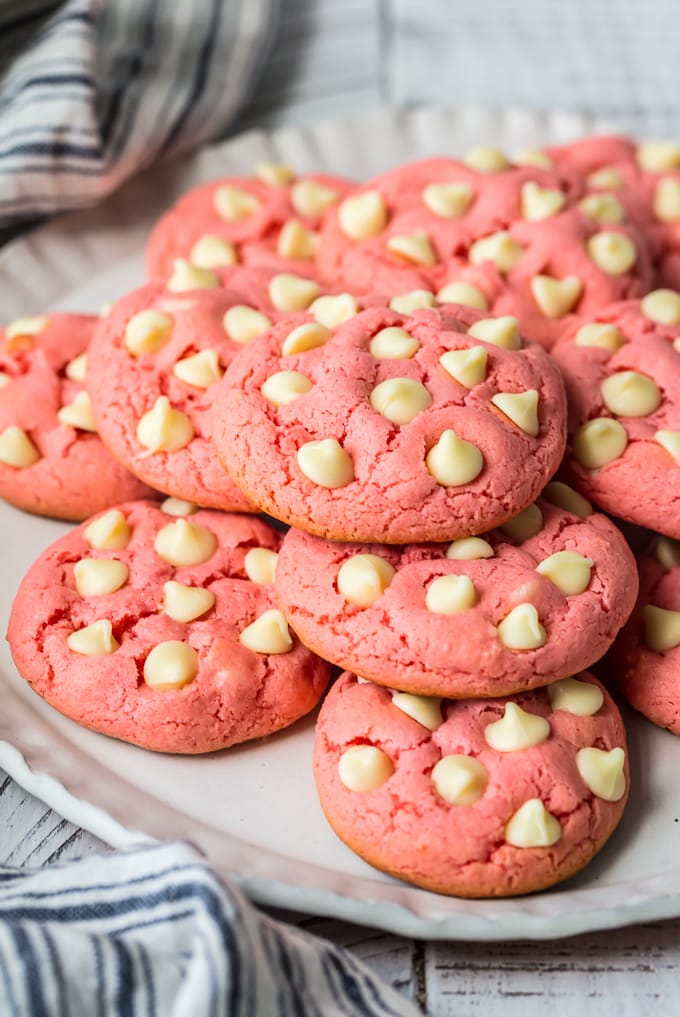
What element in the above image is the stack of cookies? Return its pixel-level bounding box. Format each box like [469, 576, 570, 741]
[3, 133, 680, 898]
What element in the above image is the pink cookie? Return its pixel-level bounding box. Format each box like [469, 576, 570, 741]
[276, 488, 638, 698]
[314, 671, 629, 897]
[0, 312, 154, 520]
[551, 293, 680, 537]
[212, 303, 567, 543]
[7, 500, 330, 754]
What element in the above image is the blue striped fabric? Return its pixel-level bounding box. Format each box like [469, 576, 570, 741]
[0, 841, 418, 1017]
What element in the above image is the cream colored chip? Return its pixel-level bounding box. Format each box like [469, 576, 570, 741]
[338, 745, 394, 791]
[543, 480, 592, 517]
[439, 346, 488, 388]
[574, 321, 626, 353]
[637, 140, 680, 173]
[136, 396, 194, 453]
[436, 281, 489, 310]
[338, 190, 388, 240]
[0, 426, 40, 468]
[491, 389, 539, 436]
[587, 231, 637, 275]
[505, 799, 562, 848]
[239, 609, 293, 654]
[514, 148, 553, 168]
[391, 692, 442, 731]
[73, 559, 129, 597]
[189, 235, 237, 269]
[578, 193, 625, 223]
[291, 180, 339, 219]
[281, 321, 331, 356]
[576, 746, 626, 802]
[67, 619, 119, 656]
[484, 702, 551, 752]
[5, 315, 48, 344]
[586, 166, 624, 190]
[445, 536, 494, 560]
[497, 603, 547, 650]
[655, 536, 680, 570]
[268, 274, 320, 312]
[369, 377, 432, 424]
[277, 220, 318, 260]
[244, 547, 278, 584]
[536, 550, 594, 595]
[600, 370, 661, 418]
[223, 305, 273, 345]
[521, 181, 566, 221]
[0, 372, 9, 388]
[467, 315, 521, 349]
[162, 581, 215, 623]
[654, 178, 680, 222]
[309, 293, 358, 329]
[641, 289, 680, 326]
[425, 574, 477, 614]
[463, 146, 510, 173]
[500, 503, 543, 543]
[643, 603, 680, 652]
[422, 182, 473, 219]
[123, 309, 174, 356]
[337, 553, 395, 607]
[213, 184, 260, 221]
[369, 327, 420, 360]
[254, 161, 294, 187]
[425, 430, 483, 487]
[173, 348, 223, 388]
[389, 290, 436, 314]
[84, 509, 131, 550]
[154, 518, 217, 566]
[655, 430, 680, 464]
[572, 417, 628, 469]
[431, 755, 488, 805]
[166, 259, 220, 293]
[297, 438, 354, 489]
[387, 231, 437, 266]
[161, 497, 197, 516]
[144, 640, 198, 690]
[65, 352, 88, 383]
[468, 231, 523, 273]
[548, 677, 604, 717]
[261, 370, 313, 407]
[531, 275, 583, 318]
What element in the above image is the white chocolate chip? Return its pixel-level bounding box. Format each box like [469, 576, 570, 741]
[189, 235, 237, 269]
[369, 377, 432, 424]
[67, 619, 119, 656]
[291, 180, 339, 219]
[124, 309, 174, 356]
[601, 370, 661, 417]
[223, 305, 272, 345]
[587, 231, 636, 275]
[5, 315, 48, 345]
[239, 609, 293, 654]
[387, 231, 437, 266]
[277, 220, 318, 260]
[641, 289, 680, 325]
[491, 389, 540, 436]
[548, 677, 604, 716]
[213, 185, 260, 221]
[160, 497, 198, 516]
[58, 391, 97, 432]
[143, 640, 198, 690]
[468, 231, 523, 273]
[436, 281, 489, 310]
[154, 518, 217, 566]
[644, 603, 680, 652]
[431, 754, 488, 805]
[167, 259, 220, 293]
[543, 481, 592, 517]
[446, 536, 494, 560]
[425, 430, 483, 486]
[497, 603, 547, 650]
[655, 430, 680, 463]
[654, 177, 680, 222]
[73, 558, 129, 597]
[655, 536, 680, 569]
[514, 148, 553, 169]
[422, 182, 473, 219]
[521, 181, 566, 221]
[136, 396, 194, 452]
[254, 161, 294, 187]
[463, 146, 509, 173]
[484, 702, 551, 751]
[309, 293, 358, 329]
[244, 547, 278, 584]
[337, 554, 395, 607]
[65, 352, 87, 383]
[162, 581, 215, 623]
[173, 348, 223, 388]
[268, 274, 320, 312]
[439, 346, 488, 388]
[578, 193, 625, 223]
[637, 140, 680, 173]
[338, 745, 394, 791]
[369, 327, 420, 360]
[388, 290, 436, 314]
[281, 321, 332, 356]
[574, 322, 626, 353]
[572, 418, 628, 468]
[505, 799, 561, 847]
[297, 438, 354, 489]
[338, 190, 388, 240]
[501, 503, 543, 543]
[391, 692, 443, 731]
[0, 372, 9, 388]
[531, 275, 583, 318]
[425, 574, 477, 613]
[261, 370, 313, 406]
[536, 550, 594, 595]
[467, 315, 521, 349]
[587, 166, 624, 189]
[0, 426, 40, 468]
[84, 509, 131, 550]
[576, 746, 626, 802]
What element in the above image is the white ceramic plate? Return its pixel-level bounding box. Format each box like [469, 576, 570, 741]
[1, 107, 678, 941]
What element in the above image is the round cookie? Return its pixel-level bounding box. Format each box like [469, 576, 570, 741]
[0, 312, 154, 520]
[275, 487, 638, 697]
[7, 500, 330, 753]
[212, 302, 567, 543]
[314, 671, 629, 897]
[552, 292, 680, 537]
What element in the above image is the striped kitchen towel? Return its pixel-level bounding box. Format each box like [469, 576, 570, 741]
[0, 840, 419, 1017]
[0, 0, 278, 230]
